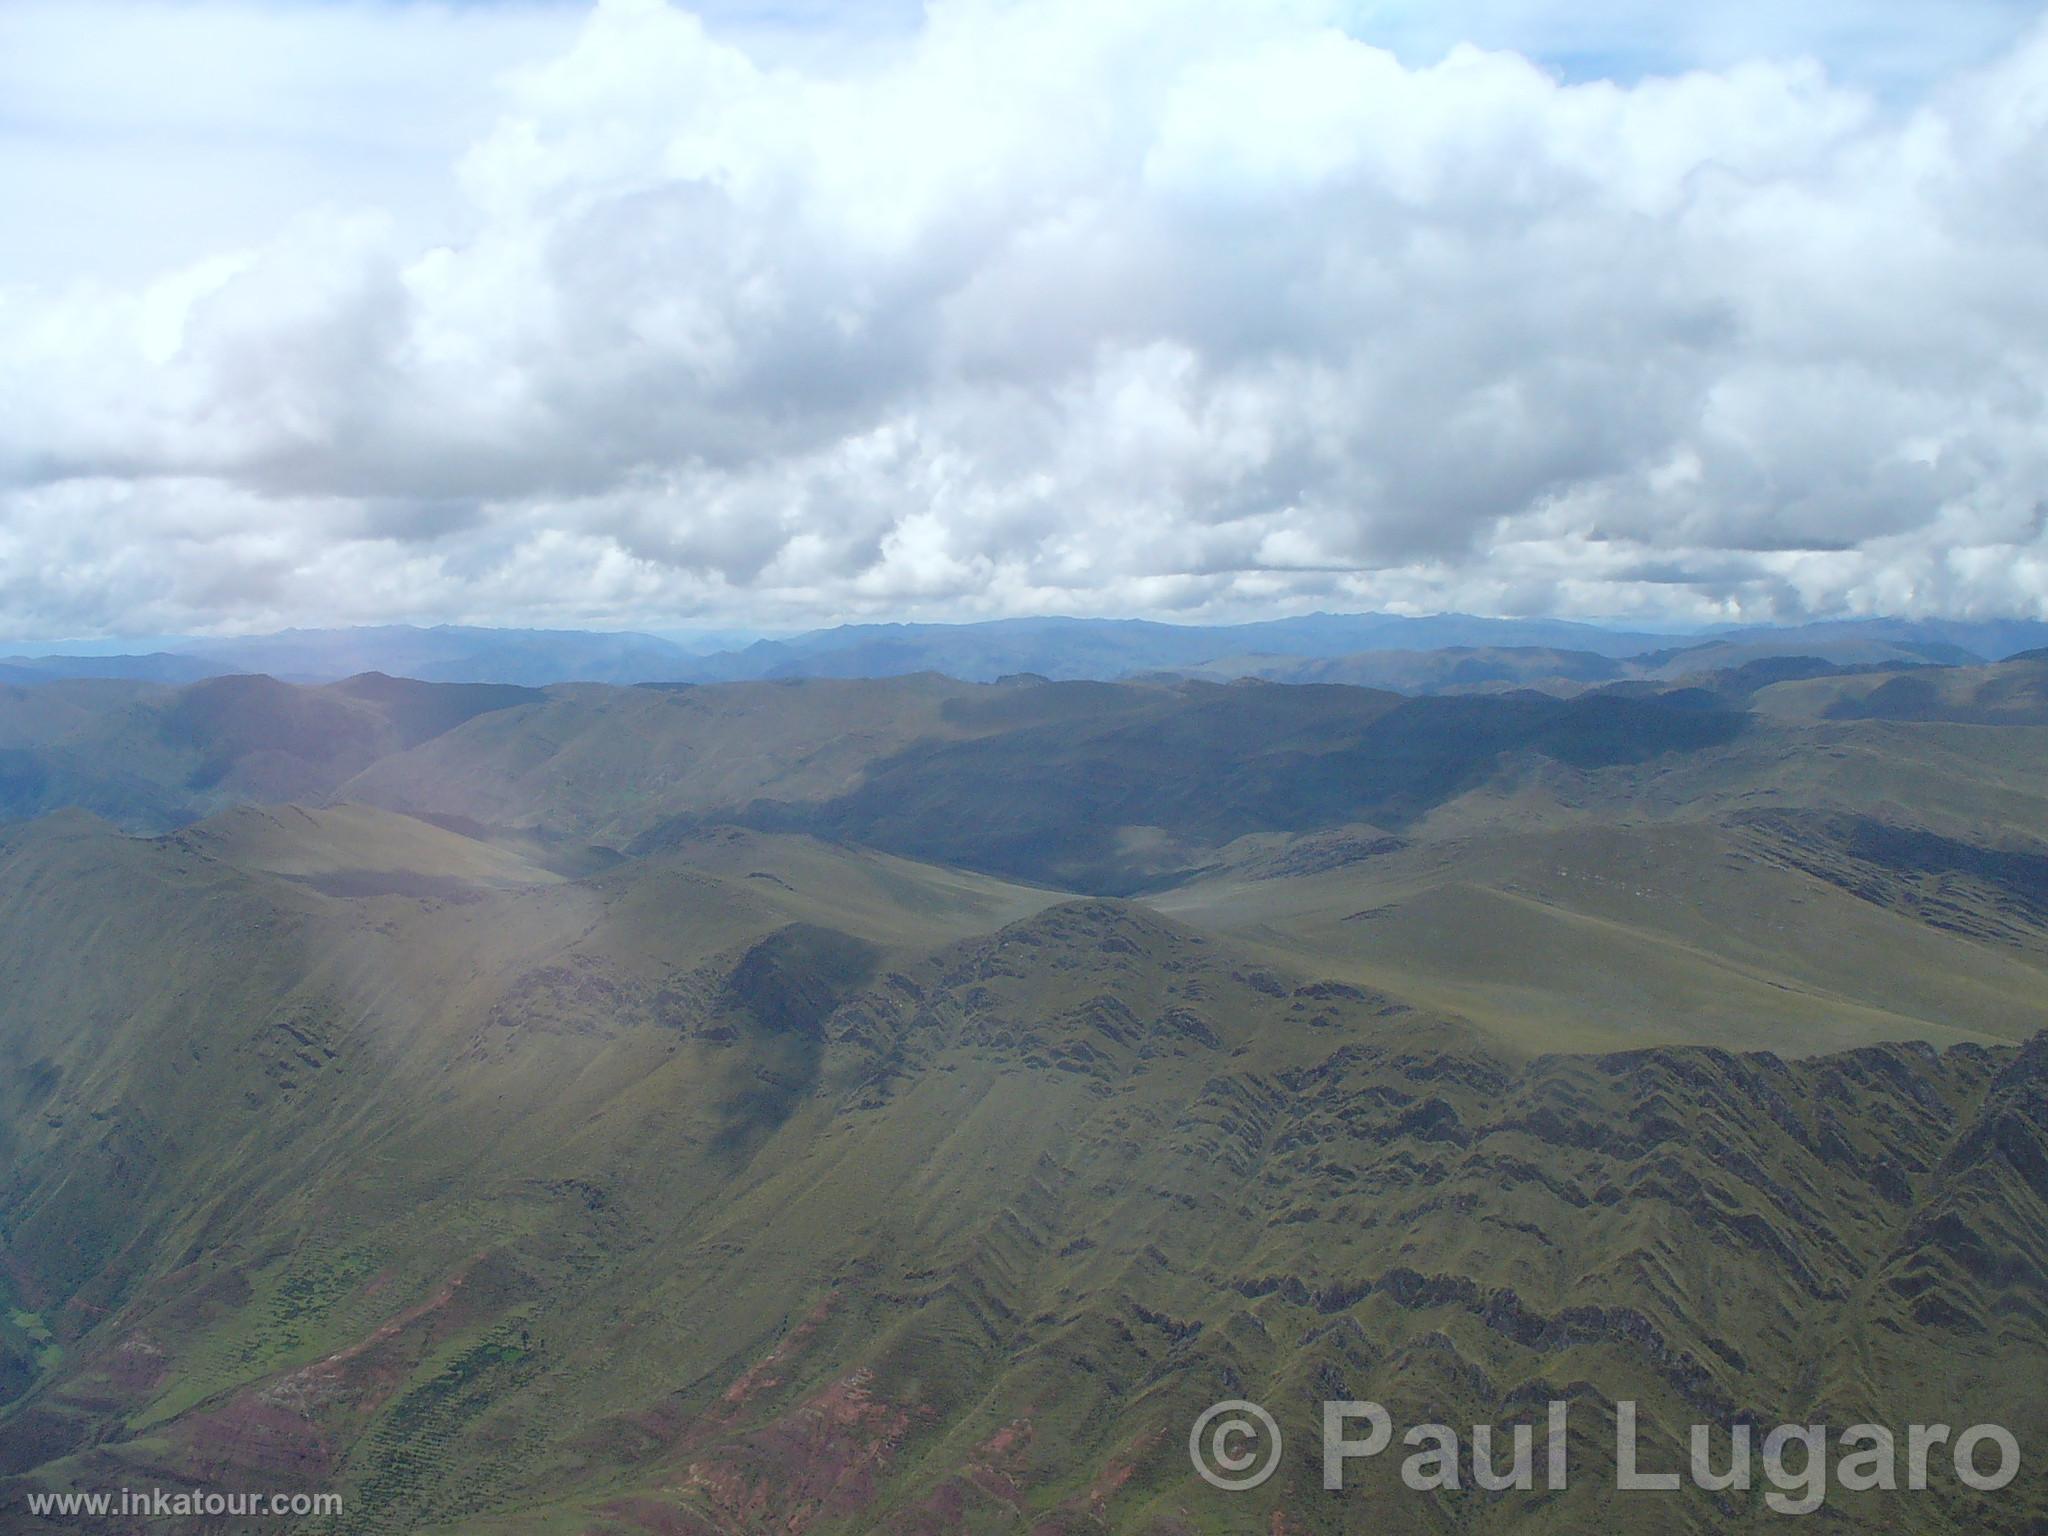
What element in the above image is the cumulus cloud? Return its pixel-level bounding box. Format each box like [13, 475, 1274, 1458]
[2, 0, 2046, 639]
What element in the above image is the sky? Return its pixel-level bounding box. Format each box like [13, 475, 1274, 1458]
[2, 0, 2046, 642]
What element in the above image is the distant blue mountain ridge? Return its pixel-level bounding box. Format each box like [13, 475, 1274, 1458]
[4, 614, 2046, 690]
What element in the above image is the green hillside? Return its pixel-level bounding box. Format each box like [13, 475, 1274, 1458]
[2, 668, 2045, 1532]
[1152, 819, 2048, 1053]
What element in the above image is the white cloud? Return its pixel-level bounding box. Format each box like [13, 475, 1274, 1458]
[2, 0, 2046, 640]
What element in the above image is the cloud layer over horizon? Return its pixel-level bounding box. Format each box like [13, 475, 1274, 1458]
[3, 0, 2046, 641]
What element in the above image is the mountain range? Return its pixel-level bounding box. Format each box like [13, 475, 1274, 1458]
[2, 644, 2045, 1532]
[8, 612, 2048, 691]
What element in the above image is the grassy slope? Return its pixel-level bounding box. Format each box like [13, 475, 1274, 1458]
[0, 674, 545, 831]
[7, 674, 2045, 1064]
[334, 677, 989, 847]
[3, 674, 2048, 1532]
[0, 828, 2040, 1532]
[1750, 656, 2048, 725]
[183, 804, 567, 892]
[1151, 819, 2048, 1054]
